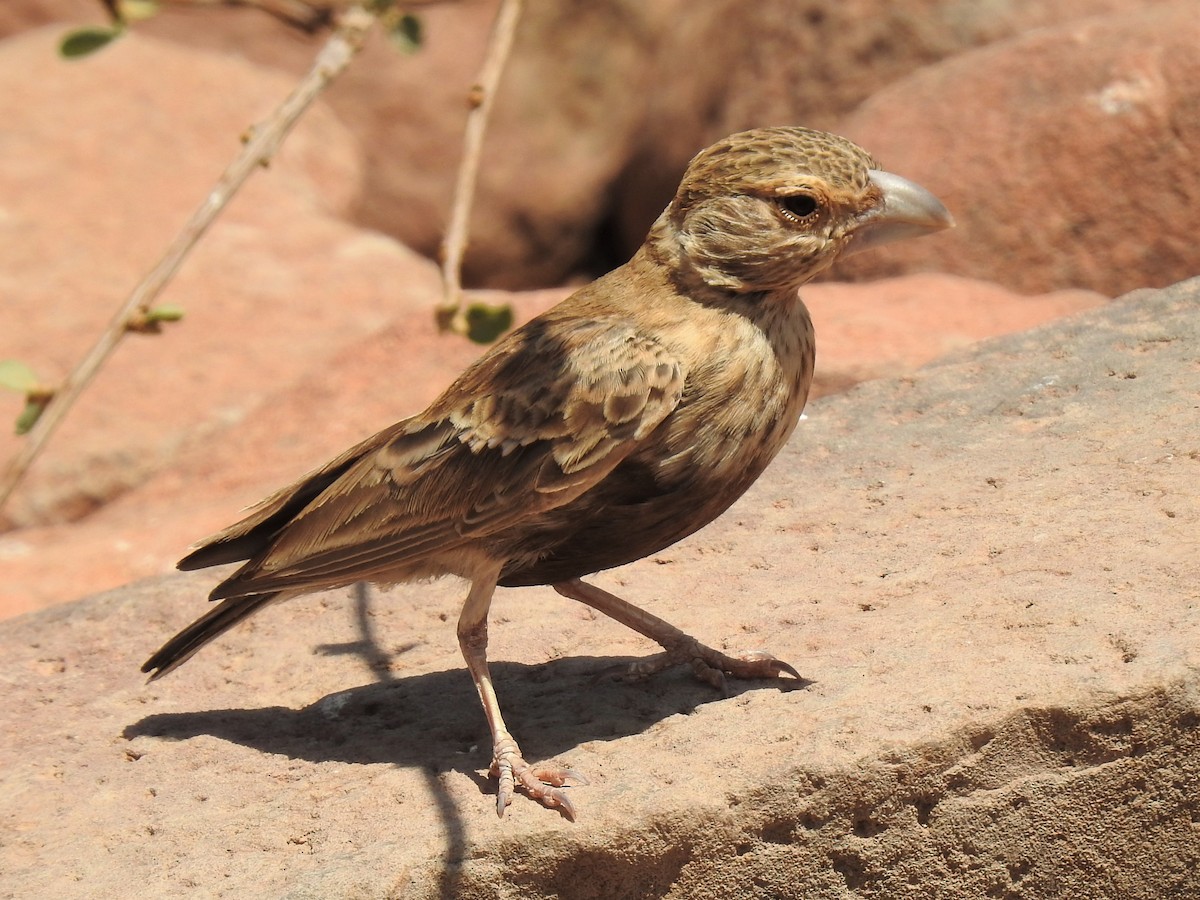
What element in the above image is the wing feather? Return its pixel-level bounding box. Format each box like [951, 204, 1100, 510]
[209, 316, 685, 598]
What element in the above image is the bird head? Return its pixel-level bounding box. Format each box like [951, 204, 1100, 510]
[664, 126, 953, 294]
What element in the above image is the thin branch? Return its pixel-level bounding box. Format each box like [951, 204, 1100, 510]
[436, 0, 523, 333]
[0, 3, 377, 514]
[147, 0, 342, 33]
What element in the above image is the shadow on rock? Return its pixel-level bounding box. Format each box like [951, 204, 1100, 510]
[123, 655, 806, 771]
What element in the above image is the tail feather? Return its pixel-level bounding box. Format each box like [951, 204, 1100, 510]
[142, 592, 281, 680]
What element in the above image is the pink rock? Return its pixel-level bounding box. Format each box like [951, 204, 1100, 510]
[0, 289, 568, 618]
[133, 0, 670, 287]
[0, 0, 101, 36]
[0, 27, 437, 529]
[804, 275, 1108, 394]
[613, 0, 1179, 258]
[836, 2, 1200, 294]
[0, 276, 1109, 618]
[6, 0, 1187, 294]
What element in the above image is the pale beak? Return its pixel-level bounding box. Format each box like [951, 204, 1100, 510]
[844, 170, 954, 255]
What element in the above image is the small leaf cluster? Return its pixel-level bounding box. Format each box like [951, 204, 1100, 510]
[59, 0, 159, 59]
[1, 306, 184, 434]
[0, 361, 53, 435]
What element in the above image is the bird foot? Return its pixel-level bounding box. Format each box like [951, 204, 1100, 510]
[490, 735, 587, 821]
[608, 638, 801, 696]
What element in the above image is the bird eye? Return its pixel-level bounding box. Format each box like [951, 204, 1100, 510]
[779, 193, 819, 221]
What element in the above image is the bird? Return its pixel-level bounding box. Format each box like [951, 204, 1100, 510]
[142, 125, 952, 820]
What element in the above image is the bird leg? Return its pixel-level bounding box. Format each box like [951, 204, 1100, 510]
[458, 571, 584, 819]
[552, 578, 801, 694]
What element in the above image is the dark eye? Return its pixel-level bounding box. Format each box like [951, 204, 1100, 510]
[779, 193, 819, 221]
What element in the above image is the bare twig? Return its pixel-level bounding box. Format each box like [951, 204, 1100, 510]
[0, 3, 377, 514]
[147, 0, 343, 32]
[436, 0, 523, 333]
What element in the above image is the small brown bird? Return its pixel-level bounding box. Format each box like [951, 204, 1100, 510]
[143, 126, 951, 819]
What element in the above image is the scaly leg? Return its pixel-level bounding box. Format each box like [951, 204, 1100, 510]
[458, 569, 585, 819]
[553, 578, 801, 693]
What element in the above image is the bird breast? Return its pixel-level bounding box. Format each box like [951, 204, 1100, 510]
[494, 288, 815, 587]
[647, 290, 815, 493]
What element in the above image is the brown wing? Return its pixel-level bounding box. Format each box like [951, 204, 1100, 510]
[176, 418, 427, 571]
[205, 315, 686, 599]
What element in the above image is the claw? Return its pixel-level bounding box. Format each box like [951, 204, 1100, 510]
[604, 640, 803, 694]
[725, 649, 802, 681]
[539, 784, 577, 822]
[489, 738, 585, 820]
[493, 754, 515, 817]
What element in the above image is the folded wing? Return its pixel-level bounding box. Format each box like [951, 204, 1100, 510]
[187, 316, 686, 600]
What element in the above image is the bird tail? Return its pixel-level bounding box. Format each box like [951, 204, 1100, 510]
[142, 592, 282, 681]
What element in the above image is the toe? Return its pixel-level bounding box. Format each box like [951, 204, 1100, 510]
[529, 764, 590, 788]
[687, 645, 805, 689]
[689, 657, 729, 695]
[590, 640, 803, 693]
[512, 764, 582, 821]
[490, 740, 586, 819]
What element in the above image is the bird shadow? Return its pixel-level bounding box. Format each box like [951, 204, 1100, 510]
[311, 582, 411, 682]
[124, 651, 806, 891]
[123, 654, 805, 770]
[126, 583, 808, 893]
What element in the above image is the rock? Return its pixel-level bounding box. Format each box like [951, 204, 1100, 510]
[135, 0, 672, 287]
[1, 278, 1196, 897]
[332, 0, 668, 289]
[0, 288, 569, 617]
[0, 0, 100, 36]
[613, 0, 1181, 257]
[803, 274, 1107, 394]
[7, 1, 1192, 293]
[836, 1, 1200, 294]
[0, 28, 438, 529]
[0, 277, 1109, 618]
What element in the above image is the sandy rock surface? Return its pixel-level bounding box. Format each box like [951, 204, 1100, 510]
[2, 280, 1196, 898]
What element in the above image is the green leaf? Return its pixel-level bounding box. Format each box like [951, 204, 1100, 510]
[15, 398, 46, 435]
[464, 302, 513, 345]
[144, 305, 184, 323]
[60, 26, 123, 59]
[0, 360, 39, 393]
[389, 13, 423, 54]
